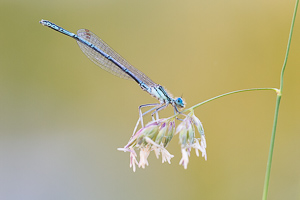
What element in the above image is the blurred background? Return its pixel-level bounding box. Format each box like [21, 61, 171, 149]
[0, 0, 299, 199]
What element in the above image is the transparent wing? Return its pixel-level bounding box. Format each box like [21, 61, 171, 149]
[76, 29, 158, 87]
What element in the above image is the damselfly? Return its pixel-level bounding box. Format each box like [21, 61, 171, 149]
[39, 20, 185, 129]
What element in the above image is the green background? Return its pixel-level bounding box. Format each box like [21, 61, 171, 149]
[1, 0, 299, 199]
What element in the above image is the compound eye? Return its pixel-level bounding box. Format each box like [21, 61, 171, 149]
[175, 97, 185, 108]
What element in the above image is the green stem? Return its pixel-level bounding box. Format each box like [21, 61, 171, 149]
[184, 88, 278, 112]
[280, 0, 299, 92]
[262, 0, 298, 199]
[262, 95, 281, 200]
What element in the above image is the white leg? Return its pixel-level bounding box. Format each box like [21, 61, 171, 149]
[151, 103, 169, 120]
[132, 117, 141, 137]
[138, 103, 161, 128]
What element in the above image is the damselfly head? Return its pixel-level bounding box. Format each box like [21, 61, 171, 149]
[174, 97, 185, 108]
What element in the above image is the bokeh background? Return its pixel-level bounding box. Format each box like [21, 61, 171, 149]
[1, 0, 299, 199]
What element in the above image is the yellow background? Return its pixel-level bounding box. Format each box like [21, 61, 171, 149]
[1, 0, 299, 199]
